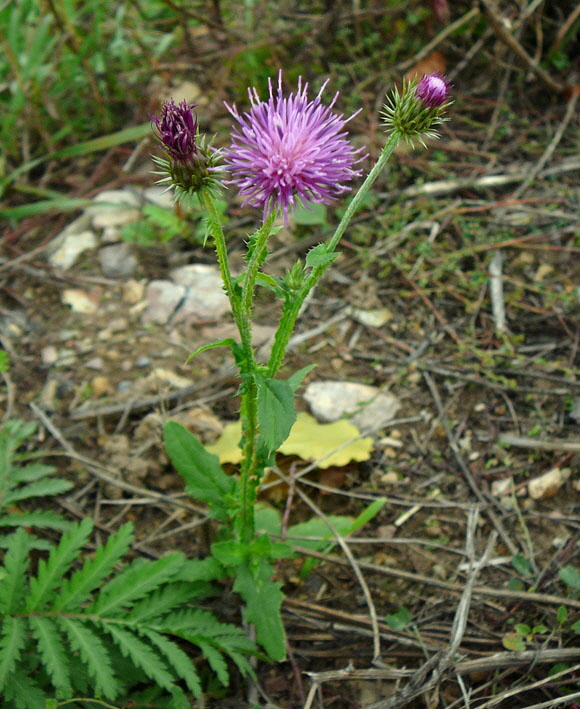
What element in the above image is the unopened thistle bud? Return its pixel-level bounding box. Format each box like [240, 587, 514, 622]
[151, 99, 223, 202]
[381, 72, 452, 147]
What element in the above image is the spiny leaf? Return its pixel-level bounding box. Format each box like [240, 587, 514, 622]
[26, 518, 93, 612]
[0, 616, 26, 692]
[89, 552, 184, 615]
[54, 522, 134, 611]
[0, 510, 72, 531]
[59, 617, 119, 700]
[141, 628, 202, 698]
[0, 527, 31, 613]
[104, 625, 175, 692]
[28, 616, 71, 694]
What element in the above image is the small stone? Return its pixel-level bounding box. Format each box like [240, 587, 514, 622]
[88, 189, 141, 229]
[49, 230, 98, 270]
[41, 346, 59, 365]
[91, 376, 112, 397]
[380, 471, 399, 485]
[528, 467, 570, 500]
[61, 289, 99, 314]
[99, 243, 138, 279]
[170, 264, 230, 322]
[142, 280, 187, 325]
[123, 279, 145, 304]
[85, 356, 104, 370]
[346, 305, 393, 328]
[136, 356, 151, 368]
[117, 380, 132, 393]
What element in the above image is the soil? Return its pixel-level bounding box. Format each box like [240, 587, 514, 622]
[2, 3, 580, 707]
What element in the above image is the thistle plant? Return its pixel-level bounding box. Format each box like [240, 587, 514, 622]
[155, 71, 452, 660]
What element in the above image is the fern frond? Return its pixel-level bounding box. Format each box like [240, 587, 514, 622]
[11, 461, 60, 484]
[0, 533, 53, 552]
[140, 628, 202, 698]
[0, 510, 72, 532]
[53, 522, 133, 612]
[0, 528, 31, 613]
[26, 518, 93, 612]
[127, 581, 205, 623]
[4, 477, 73, 506]
[3, 668, 46, 708]
[192, 639, 229, 686]
[28, 616, 72, 696]
[0, 616, 26, 692]
[104, 625, 175, 692]
[89, 552, 184, 615]
[172, 556, 225, 582]
[59, 617, 120, 701]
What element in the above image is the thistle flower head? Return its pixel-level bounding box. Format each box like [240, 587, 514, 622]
[416, 72, 451, 108]
[223, 70, 366, 224]
[151, 99, 223, 202]
[381, 72, 452, 147]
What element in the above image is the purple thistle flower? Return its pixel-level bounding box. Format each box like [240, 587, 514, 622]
[152, 99, 198, 164]
[416, 73, 451, 109]
[223, 71, 365, 223]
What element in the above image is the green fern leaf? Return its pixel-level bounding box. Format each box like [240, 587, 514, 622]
[127, 581, 205, 623]
[0, 510, 72, 531]
[3, 668, 46, 709]
[140, 628, 202, 698]
[173, 556, 225, 582]
[28, 616, 71, 695]
[89, 552, 184, 615]
[0, 528, 31, 613]
[0, 532, 53, 552]
[26, 518, 93, 612]
[4, 477, 72, 505]
[53, 522, 133, 611]
[0, 616, 26, 692]
[59, 617, 119, 700]
[226, 649, 256, 680]
[193, 640, 229, 686]
[104, 625, 175, 692]
[11, 461, 59, 484]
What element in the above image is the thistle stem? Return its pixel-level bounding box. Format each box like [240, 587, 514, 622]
[267, 131, 401, 376]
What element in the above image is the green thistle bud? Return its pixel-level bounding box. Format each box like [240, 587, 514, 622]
[381, 73, 452, 147]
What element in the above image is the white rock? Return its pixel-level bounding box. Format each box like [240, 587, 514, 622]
[142, 280, 187, 325]
[41, 345, 59, 365]
[48, 230, 98, 270]
[346, 305, 393, 328]
[304, 381, 401, 431]
[170, 264, 230, 321]
[61, 289, 99, 314]
[98, 243, 138, 279]
[528, 467, 570, 500]
[144, 186, 174, 209]
[88, 189, 141, 229]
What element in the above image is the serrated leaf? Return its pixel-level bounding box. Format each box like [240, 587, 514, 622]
[141, 629, 202, 698]
[234, 559, 285, 660]
[4, 668, 46, 708]
[196, 640, 229, 686]
[5, 477, 73, 505]
[0, 616, 26, 692]
[105, 625, 175, 691]
[163, 421, 236, 519]
[11, 462, 57, 484]
[128, 582, 205, 623]
[305, 243, 339, 269]
[0, 510, 72, 531]
[59, 618, 119, 700]
[255, 375, 296, 453]
[0, 528, 31, 613]
[27, 518, 93, 612]
[173, 556, 225, 583]
[54, 522, 134, 611]
[29, 616, 71, 694]
[90, 553, 184, 615]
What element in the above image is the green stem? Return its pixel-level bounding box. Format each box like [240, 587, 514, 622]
[242, 211, 277, 317]
[267, 131, 401, 376]
[202, 192, 260, 543]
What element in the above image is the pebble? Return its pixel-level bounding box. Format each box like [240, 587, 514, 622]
[49, 230, 98, 270]
[117, 380, 133, 393]
[528, 467, 570, 500]
[41, 345, 59, 366]
[61, 289, 99, 314]
[88, 189, 141, 229]
[136, 356, 151, 368]
[142, 281, 187, 325]
[91, 376, 113, 397]
[123, 279, 146, 304]
[98, 243, 138, 279]
[84, 356, 104, 371]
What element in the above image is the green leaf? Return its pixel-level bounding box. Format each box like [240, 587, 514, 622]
[0, 528, 31, 613]
[28, 616, 71, 694]
[26, 518, 93, 612]
[141, 629, 202, 698]
[105, 625, 175, 692]
[255, 375, 296, 453]
[571, 619, 580, 634]
[255, 272, 285, 297]
[4, 477, 73, 505]
[385, 607, 412, 631]
[515, 623, 531, 635]
[234, 559, 286, 661]
[0, 510, 72, 531]
[53, 522, 134, 611]
[0, 616, 26, 692]
[128, 582, 206, 623]
[287, 364, 317, 392]
[558, 564, 580, 591]
[293, 202, 328, 226]
[502, 633, 526, 651]
[305, 243, 339, 269]
[59, 618, 119, 700]
[185, 338, 244, 365]
[3, 668, 46, 708]
[195, 640, 229, 686]
[163, 421, 236, 519]
[557, 605, 568, 625]
[511, 554, 533, 577]
[90, 553, 184, 615]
